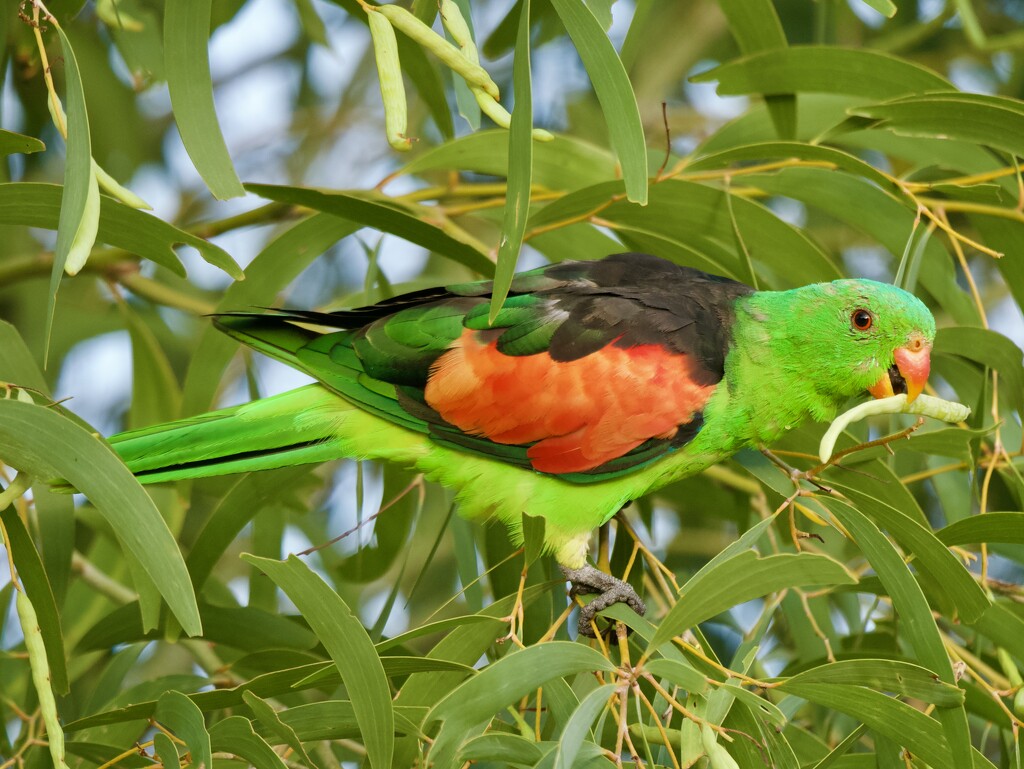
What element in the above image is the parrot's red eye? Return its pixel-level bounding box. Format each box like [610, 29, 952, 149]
[851, 309, 873, 330]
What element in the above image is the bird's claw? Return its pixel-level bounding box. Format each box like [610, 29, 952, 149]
[560, 564, 646, 638]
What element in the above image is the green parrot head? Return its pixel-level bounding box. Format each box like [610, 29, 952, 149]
[765, 279, 936, 405]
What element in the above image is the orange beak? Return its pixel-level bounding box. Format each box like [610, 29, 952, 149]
[868, 337, 931, 403]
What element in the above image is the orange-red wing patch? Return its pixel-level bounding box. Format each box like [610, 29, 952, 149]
[424, 329, 716, 473]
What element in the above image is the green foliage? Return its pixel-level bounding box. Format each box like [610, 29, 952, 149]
[2, 1, 1024, 767]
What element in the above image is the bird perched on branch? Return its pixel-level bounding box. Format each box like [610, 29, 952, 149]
[108, 253, 934, 636]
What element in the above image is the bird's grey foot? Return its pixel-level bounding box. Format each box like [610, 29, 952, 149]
[560, 564, 646, 638]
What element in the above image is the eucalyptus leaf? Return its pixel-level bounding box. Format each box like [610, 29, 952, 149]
[164, 0, 245, 198]
[0, 401, 200, 635]
[550, 0, 647, 204]
[242, 554, 393, 769]
[693, 46, 951, 100]
[647, 550, 856, 656]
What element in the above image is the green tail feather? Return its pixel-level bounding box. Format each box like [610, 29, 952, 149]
[111, 385, 355, 482]
[108, 315, 431, 485]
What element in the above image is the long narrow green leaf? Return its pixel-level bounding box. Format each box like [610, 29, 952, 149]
[780, 683, 994, 769]
[489, 0, 533, 322]
[152, 733, 179, 769]
[554, 683, 616, 769]
[427, 642, 615, 727]
[808, 724, 867, 769]
[78, 602, 319, 651]
[0, 400, 201, 635]
[0, 183, 241, 279]
[242, 691, 316, 767]
[717, 0, 786, 51]
[821, 498, 973, 769]
[851, 92, 1024, 159]
[122, 304, 181, 428]
[826, 480, 989, 623]
[244, 183, 495, 276]
[398, 131, 616, 191]
[446, 0, 481, 130]
[47, 25, 98, 359]
[549, 0, 647, 204]
[374, 614, 494, 652]
[293, 656, 474, 688]
[692, 46, 951, 100]
[155, 691, 212, 769]
[644, 659, 709, 695]
[209, 716, 288, 768]
[779, 659, 963, 707]
[31, 487, 74, 610]
[0, 321, 48, 393]
[687, 141, 899, 194]
[969, 603, 1024, 664]
[646, 550, 856, 656]
[0, 323, 75, 609]
[184, 468, 315, 591]
[242, 554, 393, 769]
[715, 0, 794, 137]
[937, 512, 1024, 546]
[935, 326, 1024, 411]
[460, 734, 545, 765]
[164, 0, 245, 199]
[277, 700, 426, 741]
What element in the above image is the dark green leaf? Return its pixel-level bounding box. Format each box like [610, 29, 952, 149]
[151, 732, 179, 769]
[826, 480, 989, 623]
[553, 683, 616, 769]
[644, 659, 708, 695]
